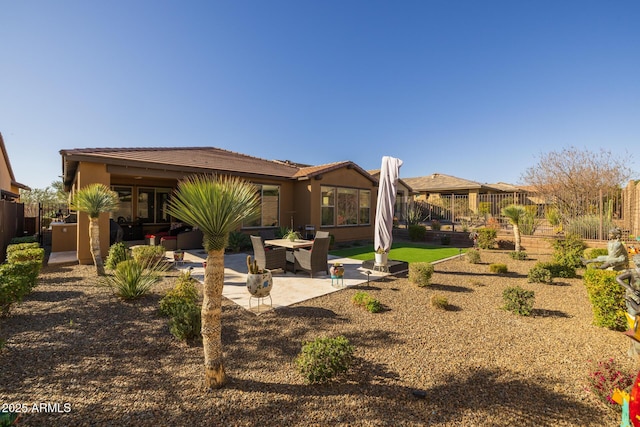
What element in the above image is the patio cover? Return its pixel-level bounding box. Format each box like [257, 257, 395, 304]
[374, 156, 403, 253]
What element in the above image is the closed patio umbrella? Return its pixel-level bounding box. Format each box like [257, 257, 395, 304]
[374, 156, 403, 261]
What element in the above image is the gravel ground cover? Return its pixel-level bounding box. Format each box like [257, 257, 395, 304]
[1, 250, 635, 426]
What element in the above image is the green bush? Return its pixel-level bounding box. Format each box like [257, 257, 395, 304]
[509, 251, 528, 260]
[489, 263, 508, 274]
[466, 249, 481, 264]
[502, 286, 535, 316]
[566, 215, 615, 240]
[102, 259, 165, 300]
[584, 248, 609, 260]
[160, 271, 200, 317]
[227, 231, 251, 252]
[351, 291, 382, 313]
[131, 245, 166, 267]
[6, 242, 40, 255]
[583, 269, 626, 330]
[534, 261, 576, 279]
[105, 242, 131, 270]
[409, 262, 434, 287]
[5, 261, 42, 291]
[431, 220, 442, 231]
[295, 336, 354, 384]
[0, 268, 31, 317]
[169, 302, 201, 341]
[552, 233, 586, 269]
[477, 228, 497, 249]
[9, 235, 38, 244]
[6, 247, 44, 264]
[408, 224, 426, 242]
[527, 265, 553, 284]
[430, 294, 449, 310]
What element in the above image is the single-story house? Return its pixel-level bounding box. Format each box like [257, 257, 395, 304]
[60, 147, 379, 265]
[0, 132, 30, 201]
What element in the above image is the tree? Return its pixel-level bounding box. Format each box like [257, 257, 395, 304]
[166, 174, 260, 390]
[501, 204, 527, 252]
[521, 147, 632, 223]
[70, 184, 119, 276]
[19, 180, 68, 204]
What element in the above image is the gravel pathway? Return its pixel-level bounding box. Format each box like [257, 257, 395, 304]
[0, 250, 634, 426]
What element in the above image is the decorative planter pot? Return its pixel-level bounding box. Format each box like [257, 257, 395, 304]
[375, 252, 388, 266]
[246, 271, 273, 298]
[173, 251, 184, 262]
[330, 264, 345, 278]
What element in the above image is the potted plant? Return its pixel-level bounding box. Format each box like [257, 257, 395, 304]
[246, 255, 273, 298]
[173, 249, 185, 262]
[330, 262, 345, 278]
[283, 229, 301, 242]
[375, 247, 388, 266]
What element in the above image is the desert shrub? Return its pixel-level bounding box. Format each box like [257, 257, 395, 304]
[430, 294, 449, 310]
[9, 235, 38, 244]
[102, 259, 166, 300]
[431, 220, 441, 231]
[408, 224, 426, 242]
[131, 245, 166, 267]
[489, 263, 508, 274]
[584, 248, 609, 260]
[295, 336, 354, 384]
[535, 261, 576, 279]
[105, 242, 131, 270]
[519, 208, 541, 236]
[6, 242, 40, 255]
[159, 271, 200, 317]
[466, 249, 481, 264]
[227, 231, 251, 253]
[527, 265, 553, 284]
[477, 227, 497, 249]
[509, 251, 528, 260]
[552, 233, 586, 269]
[583, 269, 626, 330]
[585, 357, 636, 410]
[4, 260, 41, 291]
[0, 267, 32, 317]
[6, 247, 44, 264]
[409, 262, 434, 287]
[502, 286, 535, 316]
[169, 302, 201, 341]
[351, 291, 382, 313]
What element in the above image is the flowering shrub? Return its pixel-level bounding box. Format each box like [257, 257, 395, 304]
[585, 358, 636, 410]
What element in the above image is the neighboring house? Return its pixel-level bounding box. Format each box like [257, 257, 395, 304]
[367, 169, 416, 224]
[403, 173, 529, 220]
[0, 132, 30, 201]
[60, 147, 378, 265]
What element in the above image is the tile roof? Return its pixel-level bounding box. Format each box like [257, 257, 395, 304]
[60, 147, 377, 187]
[403, 173, 484, 192]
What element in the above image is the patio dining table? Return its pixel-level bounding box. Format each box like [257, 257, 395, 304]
[264, 238, 314, 249]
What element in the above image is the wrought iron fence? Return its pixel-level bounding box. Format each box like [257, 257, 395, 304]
[417, 187, 632, 242]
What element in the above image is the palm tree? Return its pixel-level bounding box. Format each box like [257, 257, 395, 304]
[501, 204, 527, 252]
[166, 174, 260, 390]
[70, 184, 120, 276]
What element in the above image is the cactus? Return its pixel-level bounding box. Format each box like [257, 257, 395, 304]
[246, 255, 260, 274]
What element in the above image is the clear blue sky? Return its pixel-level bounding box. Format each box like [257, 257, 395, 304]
[2, 0, 639, 190]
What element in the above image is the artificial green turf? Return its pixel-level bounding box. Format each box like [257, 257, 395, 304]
[329, 242, 464, 263]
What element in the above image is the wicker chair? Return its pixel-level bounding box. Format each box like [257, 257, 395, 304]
[293, 237, 330, 278]
[250, 235, 287, 272]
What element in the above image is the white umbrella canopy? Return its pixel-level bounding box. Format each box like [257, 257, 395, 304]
[374, 156, 403, 254]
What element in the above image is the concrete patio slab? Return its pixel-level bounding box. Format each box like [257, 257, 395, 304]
[176, 250, 389, 314]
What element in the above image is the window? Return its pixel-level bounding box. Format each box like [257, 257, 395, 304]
[244, 184, 280, 227]
[137, 187, 171, 224]
[112, 186, 133, 222]
[321, 186, 371, 226]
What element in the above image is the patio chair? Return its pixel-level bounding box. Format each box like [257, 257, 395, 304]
[293, 237, 330, 278]
[250, 235, 287, 272]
